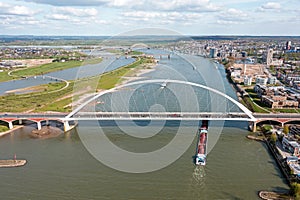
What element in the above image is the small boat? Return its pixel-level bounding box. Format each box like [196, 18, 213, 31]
[96, 101, 105, 104]
[160, 81, 168, 89]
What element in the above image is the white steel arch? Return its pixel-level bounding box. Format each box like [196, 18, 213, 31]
[66, 79, 256, 121]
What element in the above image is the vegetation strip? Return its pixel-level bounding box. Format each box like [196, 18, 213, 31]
[0, 58, 102, 83]
[0, 57, 153, 113]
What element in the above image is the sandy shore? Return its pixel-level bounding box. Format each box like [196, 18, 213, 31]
[5, 85, 45, 95]
[120, 63, 157, 85]
[3, 59, 53, 68]
[30, 126, 63, 139]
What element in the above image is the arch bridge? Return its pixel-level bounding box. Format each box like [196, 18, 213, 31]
[65, 79, 256, 125]
[2, 80, 300, 132]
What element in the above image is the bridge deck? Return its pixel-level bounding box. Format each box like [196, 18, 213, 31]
[1, 112, 299, 122]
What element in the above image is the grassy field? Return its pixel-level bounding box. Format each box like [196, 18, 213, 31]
[97, 58, 149, 89]
[0, 82, 74, 112]
[243, 96, 269, 113]
[0, 125, 9, 133]
[2, 58, 102, 81]
[0, 70, 13, 82]
[244, 88, 300, 113]
[36, 97, 73, 112]
[12, 60, 83, 77]
[0, 58, 153, 113]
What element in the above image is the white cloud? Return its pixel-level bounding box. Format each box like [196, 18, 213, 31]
[217, 8, 249, 24]
[262, 2, 281, 9]
[0, 3, 37, 16]
[19, 17, 40, 25]
[16, 0, 220, 12]
[122, 11, 202, 25]
[257, 2, 281, 12]
[8, 5, 36, 15]
[216, 20, 239, 25]
[45, 14, 70, 20]
[16, 0, 109, 6]
[0, 2, 10, 8]
[109, 0, 142, 7]
[108, 0, 221, 12]
[54, 7, 98, 17]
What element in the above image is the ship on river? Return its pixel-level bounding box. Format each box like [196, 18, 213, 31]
[195, 120, 208, 166]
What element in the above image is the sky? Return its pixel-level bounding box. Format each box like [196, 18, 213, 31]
[0, 0, 299, 36]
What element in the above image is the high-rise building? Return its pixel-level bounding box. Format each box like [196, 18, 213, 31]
[267, 49, 273, 66]
[244, 76, 252, 86]
[241, 51, 247, 58]
[256, 77, 268, 85]
[286, 41, 292, 50]
[268, 77, 277, 85]
[209, 48, 217, 58]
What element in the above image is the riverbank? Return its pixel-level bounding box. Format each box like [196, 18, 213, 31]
[119, 61, 157, 85]
[246, 134, 265, 142]
[248, 128, 295, 199]
[0, 58, 103, 83]
[0, 126, 23, 137]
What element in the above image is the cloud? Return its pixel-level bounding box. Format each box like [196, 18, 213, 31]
[217, 8, 249, 24]
[54, 7, 98, 17]
[17, 0, 220, 12]
[262, 2, 281, 9]
[122, 11, 202, 25]
[16, 0, 109, 6]
[0, 3, 37, 16]
[0, 14, 42, 30]
[118, 0, 221, 12]
[19, 17, 41, 25]
[257, 2, 281, 12]
[45, 13, 70, 20]
[9, 5, 37, 15]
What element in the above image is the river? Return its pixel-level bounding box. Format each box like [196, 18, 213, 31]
[0, 50, 289, 199]
[0, 56, 135, 95]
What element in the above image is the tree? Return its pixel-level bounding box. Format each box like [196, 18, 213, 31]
[270, 132, 277, 145]
[283, 125, 289, 135]
[290, 182, 300, 199]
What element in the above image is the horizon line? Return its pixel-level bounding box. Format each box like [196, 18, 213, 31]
[1, 34, 300, 37]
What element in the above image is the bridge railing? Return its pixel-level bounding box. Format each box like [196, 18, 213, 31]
[68, 112, 252, 121]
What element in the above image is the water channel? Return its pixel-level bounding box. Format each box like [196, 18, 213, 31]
[0, 56, 135, 95]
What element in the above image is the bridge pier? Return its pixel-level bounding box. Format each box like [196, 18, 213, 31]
[249, 121, 257, 132]
[8, 121, 13, 130]
[64, 121, 71, 132]
[37, 121, 42, 130]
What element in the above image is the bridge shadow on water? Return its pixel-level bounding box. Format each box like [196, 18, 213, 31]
[92, 120, 193, 127]
[89, 120, 250, 129]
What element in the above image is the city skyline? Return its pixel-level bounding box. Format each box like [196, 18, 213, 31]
[0, 0, 299, 36]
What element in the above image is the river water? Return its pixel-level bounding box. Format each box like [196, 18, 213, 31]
[0, 56, 135, 95]
[0, 50, 289, 199]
